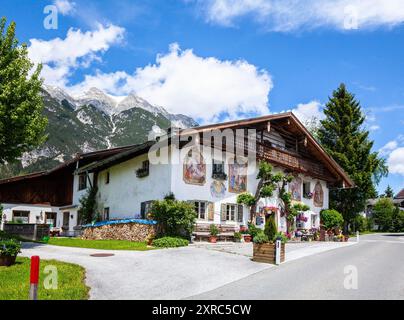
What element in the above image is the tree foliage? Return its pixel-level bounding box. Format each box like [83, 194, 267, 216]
[151, 198, 196, 239]
[383, 185, 394, 198]
[264, 214, 277, 242]
[317, 84, 388, 230]
[320, 209, 344, 230]
[0, 17, 47, 163]
[237, 162, 294, 230]
[372, 198, 396, 231]
[78, 186, 99, 224]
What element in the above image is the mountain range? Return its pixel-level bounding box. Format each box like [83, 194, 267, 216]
[0, 86, 197, 178]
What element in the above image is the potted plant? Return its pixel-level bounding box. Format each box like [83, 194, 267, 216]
[244, 223, 260, 243]
[233, 232, 242, 243]
[0, 238, 22, 267]
[209, 224, 219, 243]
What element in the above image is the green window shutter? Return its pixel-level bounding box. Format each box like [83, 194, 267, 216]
[237, 205, 244, 222]
[221, 203, 227, 221]
[208, 202, 215, 221]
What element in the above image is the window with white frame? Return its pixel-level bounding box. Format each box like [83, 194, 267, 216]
[12, 211, 30, 224]
[221, 204, 243, 222]
[226, 204, 236, 221]
[194, 201, 207, 220]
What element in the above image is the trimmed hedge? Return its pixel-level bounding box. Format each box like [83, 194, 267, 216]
[152, 237, 189, 248]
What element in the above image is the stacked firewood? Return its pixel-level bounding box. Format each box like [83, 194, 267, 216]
[82, 222, 156, 241]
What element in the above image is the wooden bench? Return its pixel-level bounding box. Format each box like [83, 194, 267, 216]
[193, 224, 237, 242]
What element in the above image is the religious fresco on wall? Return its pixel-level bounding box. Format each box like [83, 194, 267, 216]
[183, 149, 206, 185]
[228, 160, 247, 193]
[289, 177, 302, 201]
[210, 181, 226, 199]
[313, 181, 324, 207]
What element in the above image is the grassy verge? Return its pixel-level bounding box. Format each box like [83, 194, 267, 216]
[0, 257, 89, 300]
[46, 237, 152, 251]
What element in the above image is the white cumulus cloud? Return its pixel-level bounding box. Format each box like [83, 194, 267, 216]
[69, 43, 272, 123]
[28, 24, 125, 88]
[53, 0, 76, 15]
[194, 0, 404, 32]
[380, 140, 398, 156]
[388, 147, 404, 176]
[291, 100, 324, 124]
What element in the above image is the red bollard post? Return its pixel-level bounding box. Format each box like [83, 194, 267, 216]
[29, 256, 40, 300]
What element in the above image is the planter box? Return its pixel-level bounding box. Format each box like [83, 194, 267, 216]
[0, 255, 17, 267]
[253, 243, 285, 264]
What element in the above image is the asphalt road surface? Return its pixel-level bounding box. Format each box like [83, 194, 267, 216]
[190, 233, 404, 300]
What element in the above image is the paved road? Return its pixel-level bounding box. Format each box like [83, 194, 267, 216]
[20, 240, 352, 299]
[190, 233, 404, 300]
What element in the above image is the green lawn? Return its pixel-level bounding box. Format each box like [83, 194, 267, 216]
[46, 237, 152, 250]
[0, 257, 89, 300]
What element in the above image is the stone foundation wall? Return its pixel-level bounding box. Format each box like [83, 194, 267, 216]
[82, 222, 156, 241]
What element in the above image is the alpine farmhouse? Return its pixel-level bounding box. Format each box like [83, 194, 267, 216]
[0, 112, 353, 236]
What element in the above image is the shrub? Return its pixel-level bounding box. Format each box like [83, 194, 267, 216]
[275, 232, 288, 244]
[320, 209, 344, 230]
[373, 198, 396, 231]
[264, 215, 277, 241]
[209, 224, 220, 237]
[353, 215, 368, 232]
[78, 186, 99, 224]
[392, 207, 404, 232]
[0, 239, 22, 256]
[0, 231, 22, 241]
[252, 230, 269, 244]
[151, 199, 196, 238]
[247, 223, 261, 239]
[152, 237, 189, 248]
[233, 232, 242, 241]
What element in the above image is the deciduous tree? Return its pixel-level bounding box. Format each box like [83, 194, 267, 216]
[0, 17, 47, 163]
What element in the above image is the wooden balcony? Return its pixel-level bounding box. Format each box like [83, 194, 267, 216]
[256, 142, 327, 179]
[233, 139, 329, 180]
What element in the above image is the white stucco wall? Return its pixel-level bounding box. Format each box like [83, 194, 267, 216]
[0, 203, 63, 231]
[72, 172, 94, 206]
[96, 151, 171, 219]
[87, 143, 330, 232]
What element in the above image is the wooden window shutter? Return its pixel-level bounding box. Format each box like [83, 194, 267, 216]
[208, 202, 214, 221]
[237, 205, 244, 222]
[221, 203, 227, 221]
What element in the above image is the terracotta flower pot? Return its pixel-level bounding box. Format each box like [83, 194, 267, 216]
[0, 255, 17, 267]
[209, 236, 217, 243]
[243, 235, 252, 243]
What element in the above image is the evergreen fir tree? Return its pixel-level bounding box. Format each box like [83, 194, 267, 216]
[0, 17, 47, 163]
[317, 84, 388, 231]
[384, 185, 394, 198]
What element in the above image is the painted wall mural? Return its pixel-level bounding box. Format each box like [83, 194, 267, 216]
[228, 161, 247, 193]
[183, 149, 206, 185]
[313, 181, 324, 207]
[289, 177, 302, 201]
[210, 181, 226, 199]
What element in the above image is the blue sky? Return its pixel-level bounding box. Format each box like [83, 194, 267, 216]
[1, 0, 403, 194]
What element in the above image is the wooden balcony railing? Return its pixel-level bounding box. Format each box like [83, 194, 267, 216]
[233, 139, 326, 178]
[256, 142, 325, 177]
